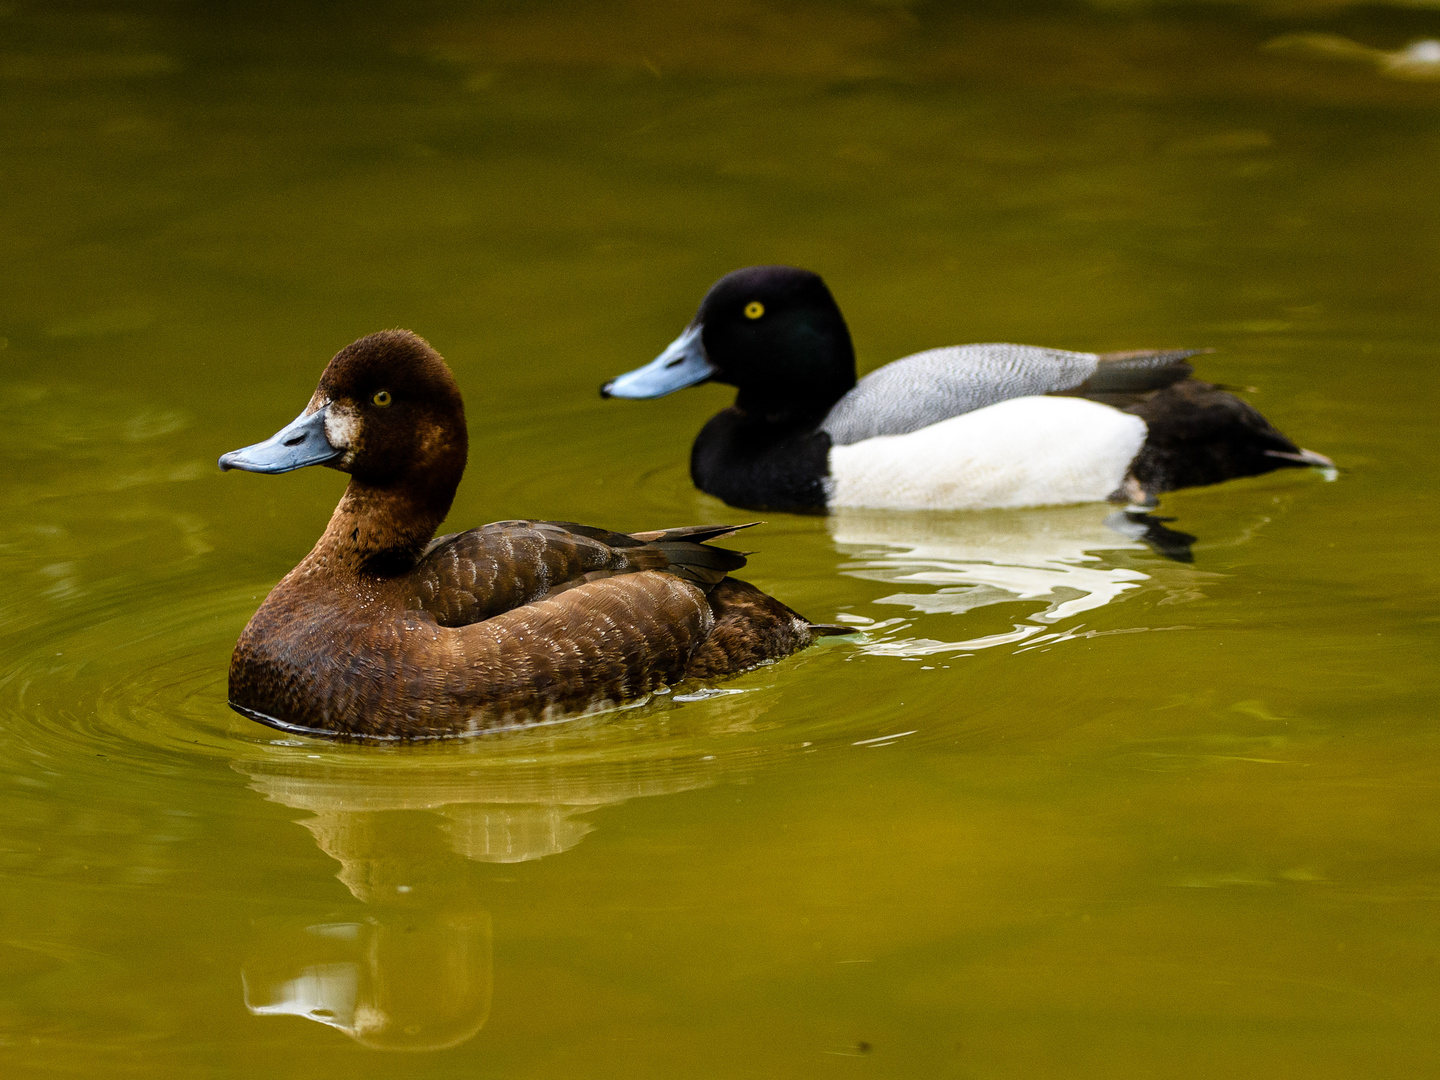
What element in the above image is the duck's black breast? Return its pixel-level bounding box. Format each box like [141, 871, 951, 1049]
[690, 408, 833, 513]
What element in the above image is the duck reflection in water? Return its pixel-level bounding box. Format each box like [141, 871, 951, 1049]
[236, 702, 764, 1051]
[829, 505, 1212, 657]
[239, 771, 501, 1053]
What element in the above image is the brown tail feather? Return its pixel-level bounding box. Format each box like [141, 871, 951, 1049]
[649, 541, 748, 588]
[535, 520, 647, 548]
[627, 521, 763, 544]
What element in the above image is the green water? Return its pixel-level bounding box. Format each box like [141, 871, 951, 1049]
[2, 1, 1438, 1075]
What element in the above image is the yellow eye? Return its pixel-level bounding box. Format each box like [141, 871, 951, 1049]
[744, 301, 765, 319]
[372, 390, 392, 407]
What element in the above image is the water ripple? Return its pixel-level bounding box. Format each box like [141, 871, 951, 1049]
[0, 566, 864, 821]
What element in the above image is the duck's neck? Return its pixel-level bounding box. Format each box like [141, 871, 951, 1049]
[306, 478, 454, 578]
[733, 386, 850, 430]
[732, 364, 856, 430]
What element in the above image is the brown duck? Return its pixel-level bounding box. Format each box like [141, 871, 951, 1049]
[219, 330, 837, 739]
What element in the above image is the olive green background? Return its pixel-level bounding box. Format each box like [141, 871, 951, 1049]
[1, 1, 1437, 1076]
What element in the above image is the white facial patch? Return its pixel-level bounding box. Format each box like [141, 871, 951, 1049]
[826, 395, 1147, 511]
[323, 402, 361, 450]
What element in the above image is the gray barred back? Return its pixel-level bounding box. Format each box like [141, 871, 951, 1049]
[820, 344, 1101, 446]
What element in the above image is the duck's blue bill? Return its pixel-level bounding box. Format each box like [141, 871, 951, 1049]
[601, 323, 717, 399]
[218, 405, 342, 474]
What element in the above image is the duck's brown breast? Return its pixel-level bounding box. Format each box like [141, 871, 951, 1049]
[230, 569, 726, 738]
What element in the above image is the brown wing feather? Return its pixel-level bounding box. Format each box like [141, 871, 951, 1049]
[407, 519, 750, 627]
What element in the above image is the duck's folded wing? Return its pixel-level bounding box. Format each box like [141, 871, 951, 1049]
[1058, 348, 1206, 407]
[346, 572, 718, 736]
[409, 519, 748, 627]
[445, 574, 809, 729]
[820, 344, 1200, 446]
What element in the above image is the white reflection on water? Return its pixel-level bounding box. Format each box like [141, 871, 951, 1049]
[243, 911, 494, 1053]
[245, 959, 360, 1028]
[1264, 32, 1440, 81]
[829, 505, 1169, 657]
[236, 704, 772, 1051]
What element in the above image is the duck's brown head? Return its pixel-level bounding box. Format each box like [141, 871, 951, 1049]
[220, 330, 469, 564]
[311, 330, 467, 487]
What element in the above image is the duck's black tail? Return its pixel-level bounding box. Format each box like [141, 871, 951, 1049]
[1121, 380, 1332, 497]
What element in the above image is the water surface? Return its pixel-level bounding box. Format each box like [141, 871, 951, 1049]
[2, 1, 1438, 1076]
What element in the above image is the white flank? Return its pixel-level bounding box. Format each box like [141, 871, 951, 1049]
[826, 396, 1147, 510]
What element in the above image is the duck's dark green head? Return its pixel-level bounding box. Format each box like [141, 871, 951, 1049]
[219, 329, 468, 496]
[603, 265, 857, 420]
